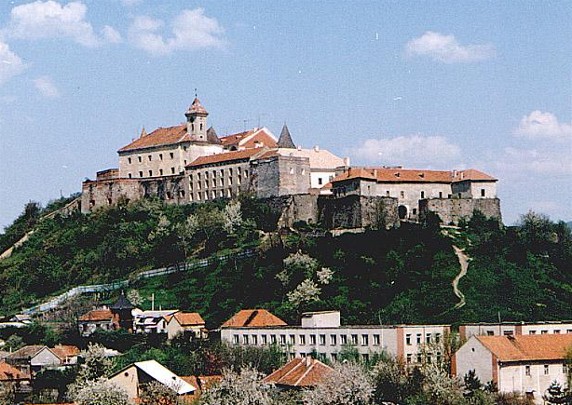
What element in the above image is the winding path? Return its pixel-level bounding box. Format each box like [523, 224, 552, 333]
[451, 245, 469, 309]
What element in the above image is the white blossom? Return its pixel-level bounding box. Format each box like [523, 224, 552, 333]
[317, 267, 334, 285]
[200, 366, 274, 405]
[287, 279, 321, 308]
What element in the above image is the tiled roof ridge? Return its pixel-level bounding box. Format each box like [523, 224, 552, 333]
[293, 358, 317, 386]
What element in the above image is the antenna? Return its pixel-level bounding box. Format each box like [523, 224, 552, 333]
[194, 88, 198, 98]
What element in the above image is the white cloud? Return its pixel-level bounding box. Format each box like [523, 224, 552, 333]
[0, 40, 26, 85]
[102, 25, 122, 44]
[33, 76, 60, 98]
[128, 8, 225, 56]
[495, 147, 572, 176]
[7, 1, 119, 47]
[406, 31, 495, 63]
[347, 134, 462, 168]
[513, 110, 572, 141]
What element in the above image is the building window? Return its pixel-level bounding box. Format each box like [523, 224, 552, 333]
[242, 335, 249, 345]
[481, 188, 485, 197]
[330, 335, 337, 345]
[319, 335, 326, 346]
[340, 335, 347, 345]
[170, 152, 174, 159]
[289, 335, 295, 344]
[252, 335, 258, 345]
[406, 354, 412, 364]
[406, 334, 412, 345]
[426, 333, 431, 344]
[289, 167, 294, 174]
[318, 178, 323, 185]
[310, 335, 317, 345]
[400, 190, 405, 198]
[351, 334, 358, 345]
[529, 330, 536, 335]
[373, 334, 380, 345]
[416, 334, 421, 344]
[261, 335, 267, 345]
[555, 330, 560, 334]
[138, 156, 142, 163]
[270, 335, 277, 344]
[421, 191, 425, 198]
[417, 354, 422, 363]
[159, 153, 163, 161]
[128, 157, 132, 164]
[148, 155, 152, 161]
[299, 335, 306, 345]
[525, 365, 531, 376]
[331, 353, 337, 361]
[544, 365, 549, 374]
[362, 353, 369, 362]
[139, 171, 143, 178]
[361, 335, 368, 346]
[541, 330, 548, 335]
[435, 333, 441, 343]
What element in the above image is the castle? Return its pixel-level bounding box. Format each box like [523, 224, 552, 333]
[82, 98, 501, 228]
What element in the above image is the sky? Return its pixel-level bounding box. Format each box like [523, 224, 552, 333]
[0, 0, 571, 229]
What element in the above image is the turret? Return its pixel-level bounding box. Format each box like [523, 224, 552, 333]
[185, 98, 209, 142]
[277, 123, 296, 148]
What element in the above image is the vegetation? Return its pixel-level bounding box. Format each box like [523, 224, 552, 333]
[1, 198, 571, 327]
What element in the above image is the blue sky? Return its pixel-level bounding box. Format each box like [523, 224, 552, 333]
[0, 0, 571, 228]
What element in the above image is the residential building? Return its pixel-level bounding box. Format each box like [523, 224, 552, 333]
[50, 345, 80, 366]
[459, 321, 572, 340]
[5, 345, 61, 376]
[220, 310, 450, 364]
[0, 362, 31, 400]
[166, 312, 207, 340]
[453, 334, 572, 404]
[108, 360, 196, 404]
[77, 308, 119, 337]
[263, 357, 334, 389]
[133, 310, 178, 334]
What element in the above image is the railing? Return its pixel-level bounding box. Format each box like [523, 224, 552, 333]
[22, 248, 257, 315]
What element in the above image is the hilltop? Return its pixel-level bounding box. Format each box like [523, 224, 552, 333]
[1, 197, 571, 328]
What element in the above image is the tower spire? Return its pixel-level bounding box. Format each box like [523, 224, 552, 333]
[185, 98, 209, 142]
[277, 123, 295, 148]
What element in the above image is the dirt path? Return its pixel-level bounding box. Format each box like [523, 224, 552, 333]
[452, 245, 469, 309]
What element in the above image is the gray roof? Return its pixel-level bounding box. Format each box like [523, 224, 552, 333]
[277, 124, 295, 148]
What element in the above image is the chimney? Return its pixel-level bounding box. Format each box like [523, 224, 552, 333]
[313, 145, 320, 152]
[343, 157, 350, 167]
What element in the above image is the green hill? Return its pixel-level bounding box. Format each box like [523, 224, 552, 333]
[1, 197, 571, 327]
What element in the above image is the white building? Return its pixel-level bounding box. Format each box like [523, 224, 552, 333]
[220, 310, 450, 364]
[453, 334, 572, 404]
[459, 321, 572, 340]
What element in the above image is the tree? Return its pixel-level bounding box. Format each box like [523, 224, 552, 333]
[302, 362, 374, 405]
[68, 378, 130, 405]
[223, 200, 243, 234]
[75, 343, 114, 382]
[139, 381, 179, 405]
[0, 383, 15, 405]
[127, 289, 143, 307]
[200, 366, 274, 405]
[543, 381, 571, 404]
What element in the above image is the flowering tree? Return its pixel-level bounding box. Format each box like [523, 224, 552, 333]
[200, 366, 274, 405]
[223, 200, 243, 234]
[303, 362, 374, 405]
[68, 378, 130, 405]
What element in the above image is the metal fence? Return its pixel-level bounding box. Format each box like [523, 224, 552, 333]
[22, 248, 257, 315]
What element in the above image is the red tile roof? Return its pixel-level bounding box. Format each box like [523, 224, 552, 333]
[219, 128, 277, 149]
[187, 148, 265, 168]
[78, 309, 115, 322]
[118, 124, 190, 152]
[172, 312, 205, 326]
[187, 98, 208, 115]
[51, 345, 80, 361]
[332, 167, 496, 184]
[263, 357, 333, 387]
[476, 334, 572, 362]
[0, 362, 28, 381]
[221, 309, 287, 328]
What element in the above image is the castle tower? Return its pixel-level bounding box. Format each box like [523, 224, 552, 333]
[185, 98, 209, 142]
[277, 123, 296, 148]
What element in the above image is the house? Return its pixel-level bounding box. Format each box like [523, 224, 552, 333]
[4, 345, 61, 376]
[453, 334, 572, 404]
[107, 360, 196, 403]
[77, 308, 118, 337]
[263, 357, 333, 389]
[165, 312, 207, 340]
[50, 345, 80, 366]
[220, 310, 450, 364]
[459, 321, 572, 340]
[133, 310, 178, 334]
[0, 362, 32, 400]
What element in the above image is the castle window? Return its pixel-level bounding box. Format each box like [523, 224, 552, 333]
[212, 179, 216, 187]
[400, 191, 405, 198]
[200, 123, 203, 130]
[149, 170, 153, 176]
[386, 190, 390, 197]
[481, 188, 485, 197]
[170, 152, 174, 159]
[138, 156, 142, 163]
[244, 170, 248, 178]
[191, 124, 195, 131]
[318, 178, 323, 185]
[128, 157, 132, 164]
[128, 173, 132, 178]
[439, 192, 443, 198]
[421, 191, 425, 198]
[220, 178, 224, 186]
[171, 167, 175, 174]
[107, 198, 112, 205]
[139, 171, 143, 178]
[148, 155, 152, 161]
[159, 154, 163, 161]
[159, 169, 163, 176]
